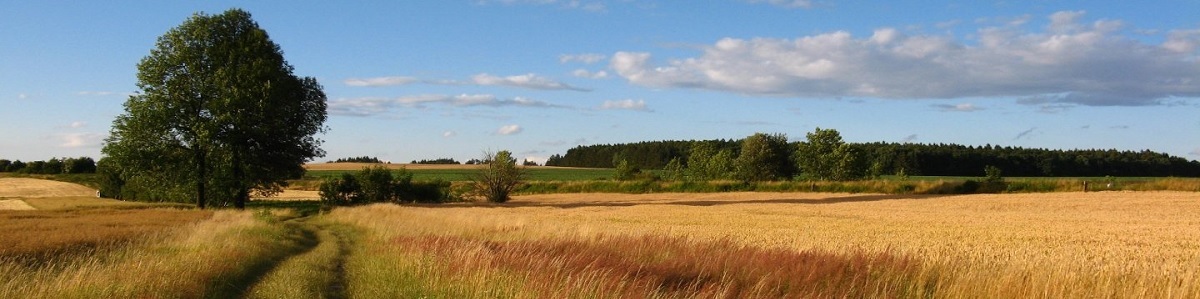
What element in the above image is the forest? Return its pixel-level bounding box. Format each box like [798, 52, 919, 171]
[546, 139, 1200, 178]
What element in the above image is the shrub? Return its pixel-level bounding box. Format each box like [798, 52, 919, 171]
[469, 151, 527, 203]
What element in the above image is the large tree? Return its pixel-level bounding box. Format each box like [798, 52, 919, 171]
[103, 9, 327, 209]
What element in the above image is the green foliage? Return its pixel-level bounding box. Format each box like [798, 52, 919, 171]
[984, 165, 1004, 183]
[319, 166, 453, 206]
[470, 151, 527, 203]
[662, 157, 685, 181]
[102, 9, 327, 208]
[613, 158, 639, 181]
[734, 133, 795, 182]
[687, 142, 735, 181]
[796, 128, 862, 181]
[319, 173, 361, 206]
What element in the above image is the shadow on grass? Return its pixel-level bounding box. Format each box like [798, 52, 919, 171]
[406, 194, 950, 210]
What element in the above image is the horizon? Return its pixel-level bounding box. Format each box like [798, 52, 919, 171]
[3, 1, 1199, 164]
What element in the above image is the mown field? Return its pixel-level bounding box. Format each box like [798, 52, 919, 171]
[3, 176, 1199, 298]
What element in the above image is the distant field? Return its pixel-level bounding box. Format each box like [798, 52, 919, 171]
[304, 163, 614, 182]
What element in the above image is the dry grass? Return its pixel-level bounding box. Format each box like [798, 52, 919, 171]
[0, 200, 34, 210]
[324, 191, 1200, 298]
[0, 178, 95, 198]
[0, 208, 212, 262]
[0, 210, 310, 298]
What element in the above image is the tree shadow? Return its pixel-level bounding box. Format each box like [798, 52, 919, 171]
[413, 194, 948, 209]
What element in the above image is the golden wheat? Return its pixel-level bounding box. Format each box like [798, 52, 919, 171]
[326, 191, 1200, 298]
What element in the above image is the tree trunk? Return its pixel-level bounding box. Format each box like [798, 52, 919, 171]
[195, 148, 208, 209]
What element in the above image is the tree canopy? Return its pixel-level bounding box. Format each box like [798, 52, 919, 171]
[102, 9, 327, 208]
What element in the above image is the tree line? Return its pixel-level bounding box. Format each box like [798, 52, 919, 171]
[547, 130, 1200, 178]
[332, 156, 383, 163]
[0, 157, 96, 174]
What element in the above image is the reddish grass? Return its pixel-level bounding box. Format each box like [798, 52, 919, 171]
[392, 234, 934, 298]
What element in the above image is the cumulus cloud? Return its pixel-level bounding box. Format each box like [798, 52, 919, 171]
[560, 53, 607, 64]
[745, 0, 813, 9]
[496, 124, 523, 135]
[442, 131, 457, 138]
[328, 94, 570, 116]
[599, 99, 649, 111]
[610, 11, 1200, 106]
[58, 133, 105, 149]
[68, 121, 86, 129]
[344, 76, 418, 87]
[932, 103, 983, 112]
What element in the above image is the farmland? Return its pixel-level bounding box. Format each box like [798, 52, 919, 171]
[3, 176, 1200, 298]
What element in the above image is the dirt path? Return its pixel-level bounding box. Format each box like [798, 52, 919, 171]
[0, 178, 96, 198]
[244, 216, 352, 299]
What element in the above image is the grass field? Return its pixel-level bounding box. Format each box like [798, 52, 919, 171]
[5, 177, 1200, 297]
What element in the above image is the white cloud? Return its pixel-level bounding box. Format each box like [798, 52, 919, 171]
[560, 53, 607, 64]
[328, 94, 570, 116]
[932, 103, 983, 112]
[496, 124, 523, 135]
[347, 73, 589, 91]
[610, 11, 1200, 106]
[442, 131, 457, 138]
[471, 73, 590, 91]
[599, 99, 648, 111]
[745, 0, 813, 9]
[69, 121, 86, 129]
[475, 0, 605, 12]
[572, 69, 608, 79]
[58, 133, 105, 149]
[344, 76, 418, 87]
[17, 93, 27, 99]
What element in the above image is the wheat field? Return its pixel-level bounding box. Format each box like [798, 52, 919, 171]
[327, 191, 1200, 297]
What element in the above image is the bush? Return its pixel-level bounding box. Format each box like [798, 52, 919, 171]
[320, 166, 454, 207]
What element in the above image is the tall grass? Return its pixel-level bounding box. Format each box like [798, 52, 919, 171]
[0, 210, 311, 298]
[324, 204, 937, 298]
[323, 191, 1200, 298]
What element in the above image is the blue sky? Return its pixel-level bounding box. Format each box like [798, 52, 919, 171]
[3, 1, 1199, 164]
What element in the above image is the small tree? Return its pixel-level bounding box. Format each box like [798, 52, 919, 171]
[319, 173, 361, 206]
[470, 150, 526, 203]
[613, 157, 638, 181]
[686, 142, 735, 181]
[355, 165, 395, 203]
[662, 157, 685, 181]
[734, 133, 795, 182]
[796, 128, 861, 181]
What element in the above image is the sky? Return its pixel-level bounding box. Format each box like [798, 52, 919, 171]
[3, 0, 1200, 164]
